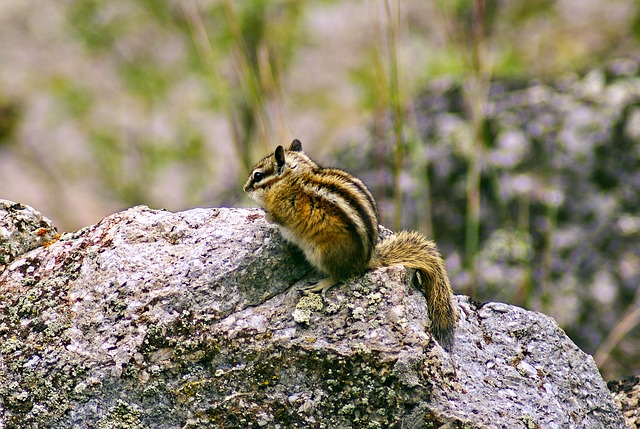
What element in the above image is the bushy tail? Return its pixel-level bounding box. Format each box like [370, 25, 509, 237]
[372, 230, 457, 350]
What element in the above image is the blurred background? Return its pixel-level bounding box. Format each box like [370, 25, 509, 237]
[1, 0, 640, 380]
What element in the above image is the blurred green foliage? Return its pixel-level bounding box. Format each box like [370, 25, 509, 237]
[49, 78, 93, 119]
[52, 0, 640, 218]
[68, 0, 119, 51]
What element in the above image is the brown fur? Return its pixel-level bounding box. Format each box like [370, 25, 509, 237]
[244, 140, 457, 350]
[372, 230, 456, 349]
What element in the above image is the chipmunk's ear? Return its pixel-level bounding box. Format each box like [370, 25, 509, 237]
[289, 139, 303, 152]
[275, 145, 286, 174]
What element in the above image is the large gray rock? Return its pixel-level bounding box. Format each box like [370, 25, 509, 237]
[0, 204, 626, 428]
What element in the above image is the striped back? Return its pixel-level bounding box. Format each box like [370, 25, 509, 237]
[307, 166, 379, 259]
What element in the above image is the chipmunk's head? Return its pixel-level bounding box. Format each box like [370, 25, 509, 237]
[243, 139, 317, 205]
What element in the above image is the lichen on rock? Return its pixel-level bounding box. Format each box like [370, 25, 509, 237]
[0, 199, 58, 269]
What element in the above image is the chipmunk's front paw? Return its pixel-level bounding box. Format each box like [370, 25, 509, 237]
[297, 279, 338, 298]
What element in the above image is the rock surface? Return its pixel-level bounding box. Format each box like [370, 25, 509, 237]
[0, 203, 627, 428]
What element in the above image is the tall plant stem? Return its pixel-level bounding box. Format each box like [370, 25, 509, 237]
[462, 0, 491, 296]
[594, 288, 640, 373]
[384, 0, 404, 231]
[223, 0, 273, 151]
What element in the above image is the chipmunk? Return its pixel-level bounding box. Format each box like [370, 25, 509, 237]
[243, 139, 457, 350]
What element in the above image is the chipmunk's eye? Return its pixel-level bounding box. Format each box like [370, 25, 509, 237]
[253, 171, 264, 182]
